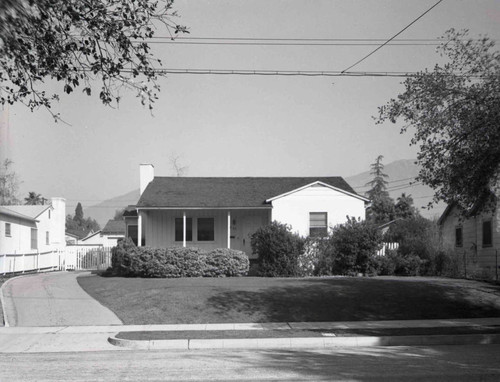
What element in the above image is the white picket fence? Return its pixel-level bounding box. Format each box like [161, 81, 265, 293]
[1, 246, 113, 275]
[377, 242, 399, 256]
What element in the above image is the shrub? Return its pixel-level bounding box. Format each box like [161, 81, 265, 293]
[328, 217, 383, 275]
[250, 221, 305, 277]
[110, 244, 249, 278]
[111, 237, 138, 276]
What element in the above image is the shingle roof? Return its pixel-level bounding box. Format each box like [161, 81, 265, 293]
[137, 177, 362, 208]
[102, 219, 126, 235]
[2, 205, 51, 219]
[0, 206, 39, 222]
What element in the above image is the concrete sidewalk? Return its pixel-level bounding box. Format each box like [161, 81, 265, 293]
[1, 317, 499, 352]
[1, 271, 122, 327]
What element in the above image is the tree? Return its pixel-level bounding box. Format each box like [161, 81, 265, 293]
[169, 154, 188, 177]
[24, 191, 47, 205]
[114, 207, 126, 220]
[394, 193, 419, 219]
[365, 155, 395, 224]
[377, 29, 500, 216]
[74, 202, 84, 223]
[0, 0, 188, 120]
[0, 158, 20, 205]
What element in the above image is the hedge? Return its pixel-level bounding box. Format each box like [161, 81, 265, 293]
[110, 238, 249, 278]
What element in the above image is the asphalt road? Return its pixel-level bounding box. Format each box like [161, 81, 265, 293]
[0, 345, 499, 381]
[1, 271, 122, 326]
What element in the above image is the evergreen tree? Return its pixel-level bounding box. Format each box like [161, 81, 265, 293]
[365, 155, 395, 224]
[74, 202, 84, 223]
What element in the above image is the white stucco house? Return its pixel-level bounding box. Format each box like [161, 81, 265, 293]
[126, 164, 368, 258]
[0, 197, 66, 255]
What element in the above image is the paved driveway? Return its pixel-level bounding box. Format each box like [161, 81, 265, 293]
[1, 272, 122, 327]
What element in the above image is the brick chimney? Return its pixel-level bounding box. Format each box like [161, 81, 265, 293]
[140, 164, 154, 195]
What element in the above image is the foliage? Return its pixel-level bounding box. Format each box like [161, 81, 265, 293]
[110, 240, 249, 278]
[65, 202, 100, 234]
[384, 216, 439, 274]
[377, 29, 500, 216]
[328, 217, 383, 275]
[394, 193, 419, 219]
[24, 191, 47, 205]
[0, 0, 188, 120]
[0, 158, 20, 205]
[250, 221, 305, 277]
[113, 207, 126, 220]
[365, 155, 395, 224]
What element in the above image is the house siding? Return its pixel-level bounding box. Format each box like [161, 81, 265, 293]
[271, 184, 366, 237]
[440, 205, 499, 270]
[143, 209, 270, 256]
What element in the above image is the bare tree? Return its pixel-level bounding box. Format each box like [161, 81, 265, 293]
[169, 154, 188, 177]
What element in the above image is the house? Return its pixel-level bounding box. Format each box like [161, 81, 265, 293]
[126, 164, 368, 258]
[0, 197, 66, 255]
[438, 194, 499, 272]
[80, 219, 125, 247]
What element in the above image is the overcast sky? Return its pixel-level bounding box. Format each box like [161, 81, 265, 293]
[1, 0, 499, 212]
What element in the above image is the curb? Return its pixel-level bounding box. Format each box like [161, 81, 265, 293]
[108, 333, 500, 350]
[0, 274, 27, 328]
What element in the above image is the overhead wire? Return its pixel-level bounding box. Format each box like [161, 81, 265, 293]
[341, 0, 445, 73]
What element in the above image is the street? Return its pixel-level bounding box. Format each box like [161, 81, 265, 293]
[1, 345, 499, 381]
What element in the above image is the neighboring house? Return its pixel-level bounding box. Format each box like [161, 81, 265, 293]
[127, 164, 368, 258]
[438, 194, 499, 272]
[65, 228, 90, 245]
[80, 219, 125, 247]
[0, 198, 66, 254]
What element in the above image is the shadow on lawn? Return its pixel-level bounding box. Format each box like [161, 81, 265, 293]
[207, 277, 500, 322]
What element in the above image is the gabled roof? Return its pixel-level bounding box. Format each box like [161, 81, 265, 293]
[66, 228, 93, 240]
[81, 230, 101, 241]
[0, 206, 39, 222]
[137, 176, 362, 208]
[2, 205, 52, 219]
[102, 219, 126, 235]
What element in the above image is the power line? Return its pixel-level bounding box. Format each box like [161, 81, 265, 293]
[109, 68, 484, 78]
[341, 0, 445, 73]
[142, 41, 441, 47]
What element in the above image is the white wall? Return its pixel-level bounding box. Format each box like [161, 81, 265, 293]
[0, 215, 37, 254]
[271, 184, 366, 237]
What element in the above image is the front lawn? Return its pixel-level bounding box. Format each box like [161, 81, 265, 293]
[77, 275, 500, 325]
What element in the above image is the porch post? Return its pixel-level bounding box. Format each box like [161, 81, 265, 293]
[227, 210, 231, 249]
[138, 211, 142, 247]
[183, 211, 186, 248]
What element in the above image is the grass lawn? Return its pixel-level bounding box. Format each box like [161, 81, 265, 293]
[77, 275, 500, 325]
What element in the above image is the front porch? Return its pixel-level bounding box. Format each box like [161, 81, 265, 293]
[137, 208, 271, 259]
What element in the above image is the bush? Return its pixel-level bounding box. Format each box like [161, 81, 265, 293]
[328, 217, 383, 275]
[250, 221, 305, 277]
[110, 244, 249, 278]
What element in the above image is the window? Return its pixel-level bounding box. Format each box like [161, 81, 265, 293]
[197, 218, 215, 241]
[5, 223, 11, 237]
[455, 227, 463, 247]
[46, 231, 50, 245]
[175, 218, 193, 242]
[483, 220, 492, 247]
[310, 212, 328, 237]
[127, 225, 138, 246]
[31, 228, 38, 250]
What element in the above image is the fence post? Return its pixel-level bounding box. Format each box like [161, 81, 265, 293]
[463, 250, 467, 279]
[496, 249, 498, 282]
[37, 251, 40, 272]
[2, 253, 6, 275]
[21, 253, 25, 274]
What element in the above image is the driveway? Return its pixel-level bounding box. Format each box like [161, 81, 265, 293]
[1, 272, 122, 327]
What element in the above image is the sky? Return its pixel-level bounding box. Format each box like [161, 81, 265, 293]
[1, 0, 500, 214]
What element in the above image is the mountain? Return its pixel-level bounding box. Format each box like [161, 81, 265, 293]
[84, 189, 139, 228]
[345, 159, 446, 220]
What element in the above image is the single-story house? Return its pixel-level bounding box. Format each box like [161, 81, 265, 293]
[438, 193, 499, 272]
[80, 219, 125, 247]
[126, 164, 369, 258]
[0, 197, 66, 255]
